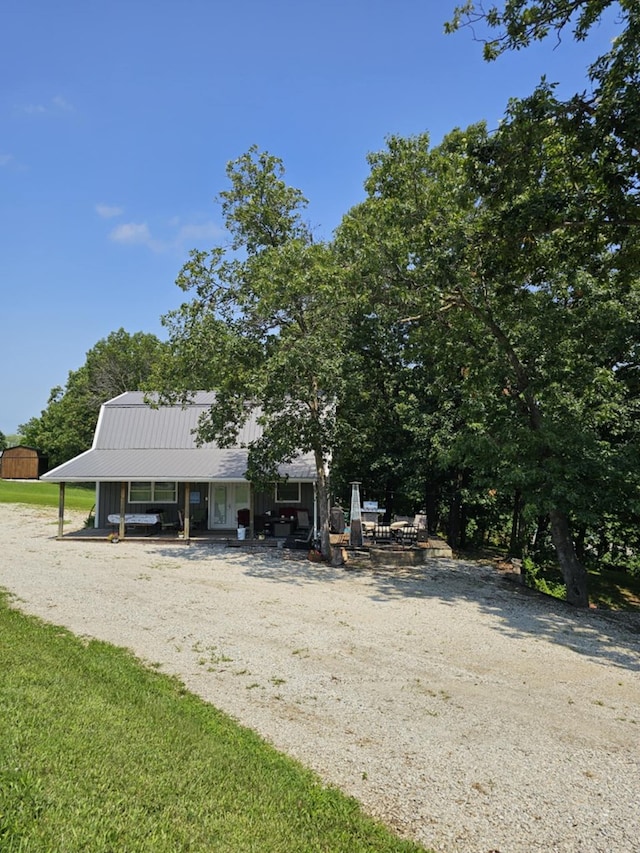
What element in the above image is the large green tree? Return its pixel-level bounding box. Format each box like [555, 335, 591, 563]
[151, 147, 350, 557]
[21, 329, 167, 469]
[441, 0, 640, 599]
[337, 107, 638, 605]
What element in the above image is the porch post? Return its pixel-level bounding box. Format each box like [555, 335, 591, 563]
[119, 482, 127, 539]
[183, 483, 191, 540]
[249, 483, 254, 539]
[57, 482, 66, 539]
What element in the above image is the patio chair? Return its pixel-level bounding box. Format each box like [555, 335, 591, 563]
[283, 522, 314, 550]
[393, 524, 418, 546]
[146, 508, 177, 532]
[371, 523, 393, 543]
[282, 510, 313, 551]
[296, 509, 310, 530]
[191, 507, 207, 529]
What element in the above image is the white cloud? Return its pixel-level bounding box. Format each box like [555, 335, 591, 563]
[52, 95, 74, 112]
[20, 95, 75, 116]
[22, 103, 47, 115]
[105, 217, 223, 254]
[95, 203, 123, 219]
[109, 222, 161, 251]
[175, 221, 222, 243]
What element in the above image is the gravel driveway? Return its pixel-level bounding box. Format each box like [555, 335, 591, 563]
[2, 504, 639, 853]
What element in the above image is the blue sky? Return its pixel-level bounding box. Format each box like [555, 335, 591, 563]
[0, 0, 621, 434]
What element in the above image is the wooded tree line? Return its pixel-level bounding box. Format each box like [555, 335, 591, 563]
[23, 2, 639, 605]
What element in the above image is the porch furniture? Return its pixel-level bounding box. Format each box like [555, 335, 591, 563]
[146, 508, 179, 530]
[393, 524, 418, 546]
[190, 507, 207, 529]
[362, 507, 385, 534]
[371, 523, 393, 543]
[296, 510, 310, 529]
[283, 525, 314, 550]
[258, 508, 310, 537]
[330, 505, 345, 533]
[273, 520, 295, 538]
[107, 513, 162, 534]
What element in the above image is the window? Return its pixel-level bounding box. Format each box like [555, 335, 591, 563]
[129, 482, 177, 504]
[152, 482, 178, 502]
[275, 481, 301, 503]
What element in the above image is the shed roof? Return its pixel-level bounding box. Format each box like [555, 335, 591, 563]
[41, 392, 316, 482]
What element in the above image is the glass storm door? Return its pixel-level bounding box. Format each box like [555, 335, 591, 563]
[211, 485, 229, 528]
[210, 483, 250, 529]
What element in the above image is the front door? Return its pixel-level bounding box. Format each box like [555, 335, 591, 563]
[210, 483, 250, 529]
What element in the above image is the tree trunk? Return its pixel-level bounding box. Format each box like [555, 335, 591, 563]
[508, 490, 523, 556]
[549, 509, 589, 607]
[531, 514, 549, 551]
[447, 491, 462, 548]
[459, 503, 468, 549]
[574, 523, 587, 561]
[447, 470, 467, 549]
[424, 480, 439, 535]
[314, 449, 331, 559]
[384, 483, 395, 522]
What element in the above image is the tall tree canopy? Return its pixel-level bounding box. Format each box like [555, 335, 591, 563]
[335, 85, 638, 605]
[441, 0, 640, 603]
[21, 329, 167, 469]
[151, 147, 350, 556]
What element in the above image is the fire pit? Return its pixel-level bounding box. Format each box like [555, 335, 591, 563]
[368, 538, 453, 567]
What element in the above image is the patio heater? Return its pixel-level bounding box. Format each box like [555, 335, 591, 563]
[349, 481, 363, 548]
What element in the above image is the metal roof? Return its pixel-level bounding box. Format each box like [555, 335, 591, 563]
[41, 392, 317, 482]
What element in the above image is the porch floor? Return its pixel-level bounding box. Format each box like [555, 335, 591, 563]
[61, 527, 284, 546]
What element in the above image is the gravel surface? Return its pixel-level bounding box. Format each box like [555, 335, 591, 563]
[2, 503, 639, 853]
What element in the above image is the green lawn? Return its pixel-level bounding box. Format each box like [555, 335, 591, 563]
[0, 480, 95, 512]
[0, 593, 427, 853]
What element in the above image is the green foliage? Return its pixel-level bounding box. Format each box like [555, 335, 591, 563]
[446, 1, 619, 59]
[0, 594, 426, 852]
[219, 144, 312, 253]
[522, 556, 567, 599]
[0, 431, 6, 452]
[521, 555, 640, 609]
[334, 58, 639, 603]
[439, 1, 640, 601]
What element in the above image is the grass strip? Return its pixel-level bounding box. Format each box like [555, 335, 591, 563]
[0, 592, 427, 853]
[0, 481, 95, 512]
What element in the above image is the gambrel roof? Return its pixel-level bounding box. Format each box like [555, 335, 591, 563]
[41, 392, 316, 482]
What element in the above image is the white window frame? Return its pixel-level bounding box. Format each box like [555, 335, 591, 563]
[128, 481, 178, 504]
[275, 481, 301, 503]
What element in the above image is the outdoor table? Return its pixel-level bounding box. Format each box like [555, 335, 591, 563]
[107, 513, 162, 534]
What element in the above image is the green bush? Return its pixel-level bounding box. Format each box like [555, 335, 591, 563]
[522, 557, 567, 600]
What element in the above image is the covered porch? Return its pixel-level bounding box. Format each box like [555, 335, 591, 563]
[51, 479, 318, 544]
